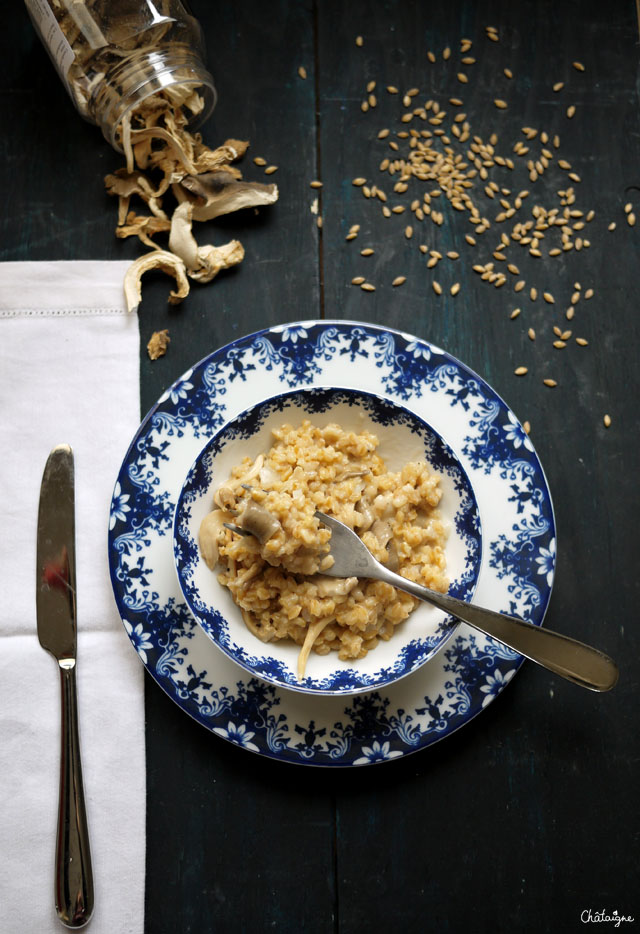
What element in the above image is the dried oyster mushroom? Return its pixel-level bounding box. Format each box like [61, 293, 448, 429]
[147, 329, 170, 360]
[103, 91, 278, 325]
[168, 202, 244, 282]
[116, 211, 171, 249]
[123, 250, 190, 314]
[177, 170, 279, 221]
[105, 169, 169, 220]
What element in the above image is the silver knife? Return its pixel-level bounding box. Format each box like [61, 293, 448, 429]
[37, 444, 94, 929]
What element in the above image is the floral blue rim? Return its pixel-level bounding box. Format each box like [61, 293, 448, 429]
[108, 320, 556, 767]
[173, 387, 482, 695]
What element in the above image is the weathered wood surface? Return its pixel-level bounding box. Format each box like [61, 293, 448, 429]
[4, 1, 639, 930]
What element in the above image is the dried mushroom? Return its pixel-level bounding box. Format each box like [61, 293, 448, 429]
[104, 89, 278, 322]
[147, 329, 170, 361]
[116, 212, 171, 249]
[176, 170, 279, 221]
[169, 202, 244, 282]
[123, 250, 190, 314]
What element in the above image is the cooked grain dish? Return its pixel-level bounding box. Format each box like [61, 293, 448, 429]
[199, 420, 449, 678]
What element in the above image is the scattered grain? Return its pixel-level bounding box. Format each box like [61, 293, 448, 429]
[351, 276, 365, 285]
[523, 421, 531, 434]
[298, 65, 307, 79]
[264, 165, 278, 174]
[392, 276, 406, 287]
[510, 307, 522, 319]
[608, 222, 616, 231]
[310, 180, 323, 188]
[584, 288, 594, 299]
[360, 282, 375, 291]
[253, 157, 267, 166]
[432, 281, 442, 295]
[628, 212, 636, 226]
[457, 73, 469, 84]
[494, 99, 508, 109]
[530, 287, 538, 300]
[355, 35, 363, 47]
[443, 46, 451, 60]
[553, 81, 564, 92]
[543, 379, 557, 387]
[528, 327, 536, 340]
[360, 248, 374, 256]
[451, 282, 461, 295]
[504, 68, 513, 78]
[514, 366, 528, 376]
[566, 105, 576, 118]
[603, 414, 612, 428]
[405, 225, 414, 239]
[352, 178, 367, 186]
[575, 337, 589, 346]
[572, 61, 585, 71]
[553, 340, 566, 348]
[543, 292, 555, 304]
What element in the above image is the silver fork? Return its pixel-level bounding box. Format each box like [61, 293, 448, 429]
[314, 511, 618, 693]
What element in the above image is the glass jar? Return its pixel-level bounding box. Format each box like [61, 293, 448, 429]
[24, 0, 216, 151]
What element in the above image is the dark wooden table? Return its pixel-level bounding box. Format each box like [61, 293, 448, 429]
[5, 1, 639, 931]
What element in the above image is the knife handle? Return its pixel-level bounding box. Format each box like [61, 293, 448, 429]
[56, 661, 94, 928]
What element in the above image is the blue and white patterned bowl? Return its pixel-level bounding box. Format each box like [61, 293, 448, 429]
[173, 387, 482, 696]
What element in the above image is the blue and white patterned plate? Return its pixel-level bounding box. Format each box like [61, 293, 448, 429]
[109, 320, 555, 767]
[174, 387, 482, 695]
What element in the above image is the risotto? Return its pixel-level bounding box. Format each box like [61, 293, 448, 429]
[198, 420, 449, 678]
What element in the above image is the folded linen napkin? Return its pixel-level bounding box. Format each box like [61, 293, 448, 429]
[0, 262, 145, 934]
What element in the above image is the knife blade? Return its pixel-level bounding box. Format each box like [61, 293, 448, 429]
[37, 444, 94, 929]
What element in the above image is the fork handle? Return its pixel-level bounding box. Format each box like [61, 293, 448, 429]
[376, 567, 618, 692]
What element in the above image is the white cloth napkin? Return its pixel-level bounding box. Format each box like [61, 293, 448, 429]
[0, 262, 145, 934]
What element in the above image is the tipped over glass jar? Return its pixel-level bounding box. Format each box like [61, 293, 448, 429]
[24, 0, 216, 151]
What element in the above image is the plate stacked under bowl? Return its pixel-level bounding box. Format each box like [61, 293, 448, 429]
[108, 320, 555, 767]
